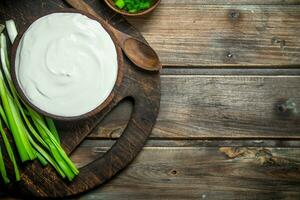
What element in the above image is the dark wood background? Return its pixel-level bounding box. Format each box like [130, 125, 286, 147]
[2, 0, 300, 199]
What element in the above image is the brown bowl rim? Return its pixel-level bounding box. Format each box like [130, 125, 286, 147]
[10, 9, 124, 121]
[104, 0, 161, 16]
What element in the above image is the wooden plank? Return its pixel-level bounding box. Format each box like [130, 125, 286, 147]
[2, 139, 300, 199]
[3, 141, 300, 199]
[3, 143, 300, 199]
[75, 139, 300, 148]
[72, 139, 300, 167]
[149, 0, 300, 5]
[69, 142, 300, 200]
[89, 76, 300, 139]
[161, 67, 300, 75]
[69, 139, 300, 168]
[70, 139, 300, 168]
[126, 4, 300, 67]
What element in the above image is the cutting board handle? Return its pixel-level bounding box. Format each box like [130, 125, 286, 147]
[12, 72, 160, 198]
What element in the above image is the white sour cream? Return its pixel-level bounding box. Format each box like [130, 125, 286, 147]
[15, 13, 118, 117]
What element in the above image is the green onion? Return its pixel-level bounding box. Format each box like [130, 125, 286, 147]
[0, 68, 35, 162]
[0, 105, 8, 126]
[0, 34, 36, 162]
[115, 0, 125, 9]
[1, 34, 77, 179]
[45, 117, 60, 144]
[5, 20, 17, 44]
[0, 146, 9, 184]
[29, 109, 79, 180]
[0, 24, 4, 35]
[0, 20, 79, 184]
[27, 134, 65, 178]
[0, 119, 20, 181]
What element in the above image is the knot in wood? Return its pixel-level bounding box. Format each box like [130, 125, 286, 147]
[277, 99, 298, 115]
[228, 10, 240, 20]
[227, 52, 233, 58]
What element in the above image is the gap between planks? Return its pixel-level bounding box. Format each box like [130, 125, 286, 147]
[161, 67, 300, 76]
[81, 139, 300, 148]
[149, 0, 300, 5]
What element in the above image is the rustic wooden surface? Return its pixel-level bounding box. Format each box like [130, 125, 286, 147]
[128, 1, 300, 67]
[89, 76, 300, 139]
[1, 0, 300, 199]
[75, 141, 300, 200]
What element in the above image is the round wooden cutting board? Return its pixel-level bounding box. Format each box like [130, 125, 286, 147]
[0, 0, 160, 198]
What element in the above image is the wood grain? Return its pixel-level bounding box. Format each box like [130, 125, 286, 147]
[151, 0, 300, 5]
[74, 139, 300, 149]
[126, 3, 300, 66]
[3, 140, 300, 199]
[89, 76, 300, 139]
[69, 141, 300, 200]
[161, 67, 300, 76]
[70, 139, 300, 169]
[1, 0, 300, 199]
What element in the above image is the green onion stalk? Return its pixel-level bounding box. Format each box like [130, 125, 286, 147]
[0, 24, 8, 184]
[0, 24, 10, 184]
[0, 33, 36, 164]
[0, 118, 20, 181]
[0, 146, 9, 184]
[0, 21, 78, 183]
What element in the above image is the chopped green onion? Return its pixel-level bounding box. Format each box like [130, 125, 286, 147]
[113, 0, 152, 13]
[115, 0, 125, 9]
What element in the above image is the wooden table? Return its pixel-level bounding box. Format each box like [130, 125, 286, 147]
[2, 0, 300, 199]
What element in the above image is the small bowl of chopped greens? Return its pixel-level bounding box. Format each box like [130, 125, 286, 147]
[104, 0, 161, 16]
